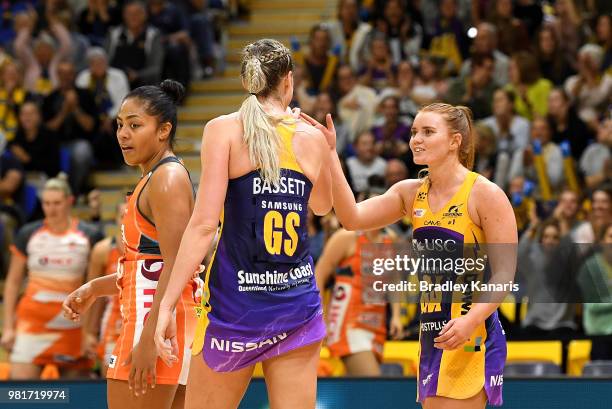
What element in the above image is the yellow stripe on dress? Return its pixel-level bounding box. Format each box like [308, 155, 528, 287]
[278, 121, 303, 174]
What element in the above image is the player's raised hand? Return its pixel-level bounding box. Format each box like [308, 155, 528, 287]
[300, 112, 336, 151]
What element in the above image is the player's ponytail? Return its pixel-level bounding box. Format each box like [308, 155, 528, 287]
[239, 39, 294, 186]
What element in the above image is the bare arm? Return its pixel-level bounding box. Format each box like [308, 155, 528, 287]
[2, 253, 27, 334]
[83, 240, 111, 337]
[315, 229, 353, 292]
[306, 127, 333, 216]
[159, 118, 230, 311]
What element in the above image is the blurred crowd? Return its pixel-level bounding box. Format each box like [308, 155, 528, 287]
[291, 0, 612, 360]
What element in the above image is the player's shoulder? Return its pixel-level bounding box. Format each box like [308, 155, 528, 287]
[92, 236, 113, 256]
[206, 112, 241, 130]
[17, 220, 44, 239]
[472, 174, 506, 199]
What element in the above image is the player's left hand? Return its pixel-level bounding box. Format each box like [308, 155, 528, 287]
[433, 315, 478, 350]
[123, 336, 158, 397]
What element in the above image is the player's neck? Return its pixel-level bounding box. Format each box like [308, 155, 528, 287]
[46, 217, 72, 234]
[427, 160, 468, 193]
[260, 97, 287, 117]
[140, 149, 174, 175]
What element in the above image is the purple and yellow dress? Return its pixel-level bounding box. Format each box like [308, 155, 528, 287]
[191, 121, 325, 372]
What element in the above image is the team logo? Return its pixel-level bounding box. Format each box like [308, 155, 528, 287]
[422, 373, 433, 386]
[413, 208, 426, 218]
[416, 191, 427, 201]
[443, 203, 463, 218]
[141, 259, 164, 281]
[464, 336, 482, 352]
[108, 355, 117, 368]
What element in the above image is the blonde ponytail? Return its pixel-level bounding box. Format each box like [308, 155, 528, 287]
[239, 39, 294, 186]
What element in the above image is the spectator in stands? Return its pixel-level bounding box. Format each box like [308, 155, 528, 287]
[148, 0, 191, 88]
[176, 0, 217, 78]
[290, 64, 315, 112]
[307, 209, 324, 264]
[580, 119, 612, 190]
[411, 54, 448, 106]
[304, 24, 333, 95]
[107, 0, 164, 88]
[359, 33, 396, 92]
[374, 0, 422, 65]
[0, 145, 26, 272]
[34, 0, 72, 33]
[573, 185, 612, 243]
[577, 223, 612, 360]
[535, 25, 574, 86]
[393, 61, 419, 124]
[371, 95, 409, 160]
[0, 60, 32, 142]
[551, 0, 584, 71]
[0, 176, 102, 379]
[311, 91, 350, 155]
[552, 189, 583, 238]
[483, 89, 530, 155]
[514, 0, 544, 40]
[473, 122, 497, 181]
[564, 44, 612, 127]
[595, 14, 611, 74]
[13, 8, 72, 96]
[428, 0, 468, 75]
[76, 47, 128, 168]
[78, 0, 122, 47]
[346, 131, 387, 193]
[42, 60, 98, 195]
[486, 0, 529, 56]
[519, 218, 578, 335]
[446, 53, 497, 120]
[385, 158, 408, 187]
[327, 0, 371, 72]
[506, 51, 553, 120]
[336, 64, 378, 142]
[547, 87, 592, 160]
[459, 22, 510, 86]
[10, 101, 60, 177]
[509, 117, 564, 197]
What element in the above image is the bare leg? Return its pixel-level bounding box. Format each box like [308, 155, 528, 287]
[185, 354, 254, 409]
[10, 363, 41, 380]
[263, 341, 321, 409]
[341, 351, 381, 376]
[422, 389, 487, 409]
[107, 378, 178, 409]
[171, 385, 186, 409]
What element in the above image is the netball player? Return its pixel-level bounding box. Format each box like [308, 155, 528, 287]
[316, 192, 404, 376]
[82, 203, 126, 377]
[1, 176, 103, 379]
[154, 39, 332, 409]
[63, 80, 201, 409]
[301, 103, 517, 408]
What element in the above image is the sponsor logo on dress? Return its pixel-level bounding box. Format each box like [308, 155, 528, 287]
[422, 373, 433, 386]
[210, 333, 288, 353]
[108, 355, 117, 368]
[413, 208, 426, 218]
[443, 204, 463, 218]
[464, 336, 482, 352]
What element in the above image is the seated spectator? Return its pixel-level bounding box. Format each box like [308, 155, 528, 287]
[0, 176, 102, 379]
[335, 64, 378, 142]
[13, 9, 72, 96]
[375, 0, 422, 65]
[485, 0, 529, 56]
[580, 119, 612, 190]
[0, 61, 33, 142]
[535, 25, 573, 86]
[551, 0, 584, 72]
[290, 64, 315, 112]
[595, 14, 612, 74]
[76, 47, 128, 168]
[514, 0, 544, 40]
[577, 223, 612, 360]
[10, 101, 60, 177]
[473, 122, 497, 181]
[327, 0, 371, 72]
[358, 33, 396, 92]
[510, 117, 564, 197]
[506, 51, 553, 120]
[77, 0, 122, 47]
[148, 0, 191, 88]
[176, 0, 216, 78]
[547, 87, 592, 160]
[393, 60, 419, 124]
[573, 185, 612, 244]
[42, 60, 97, 195]
[107, 0, 164, 88]
[371, 95, 409, 160]
[446, 53, 496, 120]
[428, 0, 468, 75]
[564, 44, 612, 127]
[459, 22, 510, 86]
[303, 24, 333, 95]
[311, 91, 350, 155]
[0, 146, 26, 270]
[483, 89, 530, 155]
[346, 131, 387, 193]
[411, 55, 448, 106]
[551, 188, 584, 238]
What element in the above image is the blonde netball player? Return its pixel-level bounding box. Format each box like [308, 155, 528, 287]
[154, 39, 332, 409]
[301, 104, 517, 408]
[63, 79, 201, 409]
[1, 176, 103, 379]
